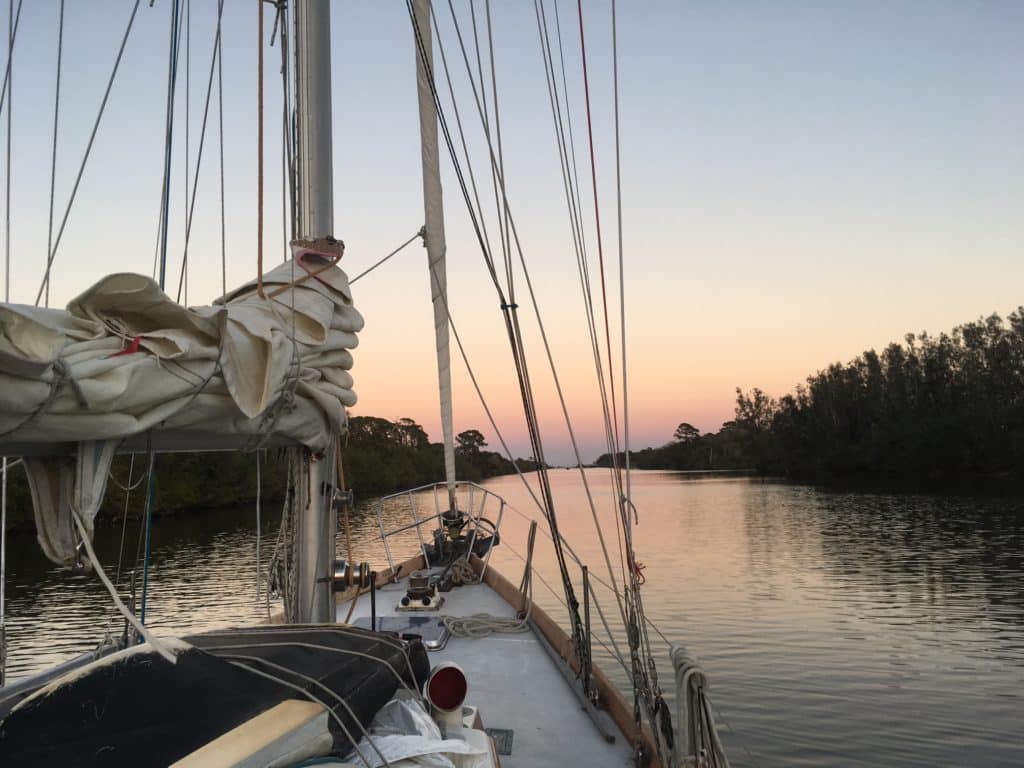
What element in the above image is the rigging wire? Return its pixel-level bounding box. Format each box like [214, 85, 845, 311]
[532, 0, 630, 603]
[138, 445, 157, 625]
[35, 0, 143, 305]
[133, 0, 183, 636]
[256, 0, 266, 297]
[255, 450, 261, 602]
[0, 0, 13, 685]
[552, 0, 630, 591]
[102, 454, 144, 640]
[575, 0, 623, 472]
[462, 0, 505, 288]
[415, 5, 643, 686]
[174, 0, 225, 303]
[603, 4, 664, 737]
[407, 1, 505, 297]
[275, 0, 297, 255]
[460, 0, 509, 288]
[272, 0, 292, 263]
[408, 1, 591, 680]
[44, 0, 64, 309]
[436, 0, 630, 631]
[217, 0, 226, 296]
[159, 0, 184, 290]
[349, 229, 424, 285]
[570, 5, 665, 748]
[183, 0, 190, 305]
[430, 3, 499, 274]
[0, 0, 20, 125]
[479, 1, 513, 295]
[433, 1, 664, 754]
[612, 0, 632, 516]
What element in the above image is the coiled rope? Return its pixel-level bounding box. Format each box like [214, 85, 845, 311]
[442, 521, 536, 639]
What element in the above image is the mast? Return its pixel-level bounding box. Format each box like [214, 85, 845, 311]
[412, 0, 458, 512]
[293, 0, 335, 624]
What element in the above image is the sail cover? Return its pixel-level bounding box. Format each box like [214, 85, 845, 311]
[0, 250, 363, 564]
[0, 252, 362, 450]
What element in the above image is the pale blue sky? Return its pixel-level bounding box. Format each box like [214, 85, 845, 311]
[2, 1, 1021, 462]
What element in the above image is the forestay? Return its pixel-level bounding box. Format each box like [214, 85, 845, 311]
[0, 245, 363, 565]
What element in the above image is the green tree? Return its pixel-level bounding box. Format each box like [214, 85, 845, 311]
[455, 429, 487, 456]
[672, 422, 701, 444]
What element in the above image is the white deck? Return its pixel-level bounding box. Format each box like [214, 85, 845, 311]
[340, 570, 634, 768]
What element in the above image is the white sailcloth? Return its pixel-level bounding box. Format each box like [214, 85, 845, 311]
[0, 251, 363, 565]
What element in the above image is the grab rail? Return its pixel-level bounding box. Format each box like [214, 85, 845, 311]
[374, 481, 506, 582]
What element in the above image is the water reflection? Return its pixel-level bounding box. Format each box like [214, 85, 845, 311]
[2, 473, 1022, 767]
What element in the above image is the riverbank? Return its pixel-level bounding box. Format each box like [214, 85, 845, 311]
[1, 452, 287, 537]
[2, 414, 531, 536]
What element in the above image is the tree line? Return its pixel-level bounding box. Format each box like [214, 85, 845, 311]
[598, 308, 1024, 490]
[340, 416, 534, 494]
[1, 416, 527, 535]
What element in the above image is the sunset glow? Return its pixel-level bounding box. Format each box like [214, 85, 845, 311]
[2, 2, 1020, 463]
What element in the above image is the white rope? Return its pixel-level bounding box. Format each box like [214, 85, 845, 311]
[442, 612, 529, 638]
[442, 564, 531, 639]
[70, 508, 176, 664]
[442, 524, 536, 640]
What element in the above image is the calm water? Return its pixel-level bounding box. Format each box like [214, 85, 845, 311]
[3, 472, 1022, 767]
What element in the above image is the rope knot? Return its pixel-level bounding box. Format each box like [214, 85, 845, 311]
[500, 302, 518, 311]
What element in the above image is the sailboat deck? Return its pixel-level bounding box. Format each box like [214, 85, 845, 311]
[340, 569, 634, 768]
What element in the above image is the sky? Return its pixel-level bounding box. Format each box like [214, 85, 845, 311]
[1, 1, 1021, 465]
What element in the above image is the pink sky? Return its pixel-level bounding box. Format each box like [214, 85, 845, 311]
[2, 2, 1021, 464]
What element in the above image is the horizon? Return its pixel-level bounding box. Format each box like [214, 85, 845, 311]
[1, 1, 1021, 464]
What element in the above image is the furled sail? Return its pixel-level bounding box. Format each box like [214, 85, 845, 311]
[0, 244, 363, 565]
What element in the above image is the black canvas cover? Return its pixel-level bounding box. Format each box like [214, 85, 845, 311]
[0, 625, 429, 767]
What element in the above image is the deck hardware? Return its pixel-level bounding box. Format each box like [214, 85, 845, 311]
[326, 560, 371, 593]
[330, 488, 354, 511]
[484, 728, 514, 756]
[425, 662, 469, 729]
[398, 569, 445, 611]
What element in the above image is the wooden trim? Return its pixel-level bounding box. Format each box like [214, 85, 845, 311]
[471, 557, 663, 768]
